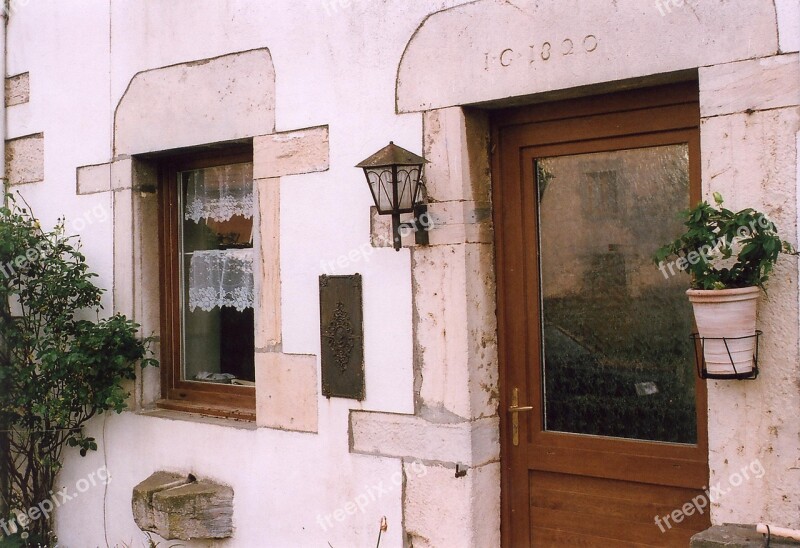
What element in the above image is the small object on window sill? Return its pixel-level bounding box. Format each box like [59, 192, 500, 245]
[230, 379, 255, 387]
[194, 372, 236, 384]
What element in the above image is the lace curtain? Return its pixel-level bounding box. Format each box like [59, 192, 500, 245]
[183, 162, 255, 312]
[184, 164, 254, 223]
[189, 248, 254, 312]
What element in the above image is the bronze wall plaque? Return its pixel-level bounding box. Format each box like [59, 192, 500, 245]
[319, 274, 364, 400]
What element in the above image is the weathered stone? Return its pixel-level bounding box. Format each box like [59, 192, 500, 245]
[109, 157, 157, 192]
[350, 411, 498, 466]
[112, 189, 135, 319]
[691, 524, 800, 547]
[699, 54, 800, 118]
[132, 472, 233, 541]
[254, 177, 281, 349]
[76, 163, 111, 195]
[5, 72, 29, 107]
[702, 106, 800, 526]
[253, 125, 329, 179]
[255, 352, 318, 433]
[6, 132, 43, 186]
[404, 461, 500, 548]
[132, 472, 190, 531]
[114, 48, 275, 156]
[397, 0, 778, 112]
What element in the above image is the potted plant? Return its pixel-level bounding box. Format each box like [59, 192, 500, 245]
[653, 192, 796, 377]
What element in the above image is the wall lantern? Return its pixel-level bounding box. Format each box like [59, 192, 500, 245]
[356, 142, 431, 251]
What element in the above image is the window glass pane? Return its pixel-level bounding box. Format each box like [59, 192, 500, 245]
[538, 144, 696, 444]
[178, 162, 255, 384]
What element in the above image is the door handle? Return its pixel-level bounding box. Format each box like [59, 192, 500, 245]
[508, 405, 534, 412]
[508, 388, 533, 446]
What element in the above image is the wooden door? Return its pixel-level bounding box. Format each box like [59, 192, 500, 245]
[493, 82, 710, 547]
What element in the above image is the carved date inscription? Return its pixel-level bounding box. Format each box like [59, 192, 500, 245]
[487, 34, 598, 69]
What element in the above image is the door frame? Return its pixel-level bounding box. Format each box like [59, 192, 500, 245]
[491, 81, 707, 546]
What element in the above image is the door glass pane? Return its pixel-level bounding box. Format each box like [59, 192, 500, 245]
[538, 144, 696, 444]
[178, 162, 256, 385]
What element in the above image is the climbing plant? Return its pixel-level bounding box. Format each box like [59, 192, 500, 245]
[0, 194, 156, 546]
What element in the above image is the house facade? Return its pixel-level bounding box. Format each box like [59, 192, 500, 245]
[2, 0, 799, 546]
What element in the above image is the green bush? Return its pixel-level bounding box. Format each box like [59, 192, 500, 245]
[0, 195, 156, 544]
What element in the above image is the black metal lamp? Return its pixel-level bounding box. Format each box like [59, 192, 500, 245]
[356, 142, 431, 251]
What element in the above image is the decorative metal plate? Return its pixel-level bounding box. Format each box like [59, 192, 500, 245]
[319, 274, 364, 400]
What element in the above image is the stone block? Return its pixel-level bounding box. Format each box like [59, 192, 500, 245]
[253, 125, 329, 179]
[112, 189, 135, 318]
[132, 471, 234, 541]
[76, 163, 111, 195]
[410, 242, 498, 420]
[6, 133, 43, 186]
[349, 411, 498, 466]
[5, 72, 29, 107]
[702, 107, 800, 226]
[255, 352, 318, 433]
[700, 54, 800, 118]
[422, 108, 491, 204]
[254, 178, 281, 348]
[701, 105, 800, 527]
[114, 48, 275, 156]
[404, 461, 500, 548]
[691, 524, 800, 547]
[397, 0, 779, 112]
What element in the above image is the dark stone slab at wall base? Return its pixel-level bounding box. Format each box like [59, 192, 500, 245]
[692, 524, 800, 547]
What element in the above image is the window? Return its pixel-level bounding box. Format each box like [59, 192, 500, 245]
[158, 147, 256, 419]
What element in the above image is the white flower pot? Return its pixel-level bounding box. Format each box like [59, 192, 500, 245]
[686, 286, 760, 377]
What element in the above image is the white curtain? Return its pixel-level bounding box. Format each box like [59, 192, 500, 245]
[188, 248, 254, 312]
[184, 165, 254, 223]
[183, 162, 255, 312]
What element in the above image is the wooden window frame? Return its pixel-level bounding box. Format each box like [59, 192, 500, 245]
[157, 145, 256, 421]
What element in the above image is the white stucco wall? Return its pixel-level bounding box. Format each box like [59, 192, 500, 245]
[4, 0, 800, 546]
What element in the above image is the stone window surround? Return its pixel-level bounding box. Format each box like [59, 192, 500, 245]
[113, 128, 331, 429]
[75, 48, 330, 433]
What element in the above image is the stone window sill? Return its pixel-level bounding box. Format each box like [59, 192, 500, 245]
[138, 407, 258, 431]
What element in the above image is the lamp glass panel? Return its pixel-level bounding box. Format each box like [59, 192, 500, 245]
[395, 165, 421, 212]
[365, 168, 395, 214]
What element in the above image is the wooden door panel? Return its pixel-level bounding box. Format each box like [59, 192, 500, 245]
[531, 526, 655, 548]
[530, 471, 706, 542]
[528, 445, 707, 488]
[530, 471, 708, 545]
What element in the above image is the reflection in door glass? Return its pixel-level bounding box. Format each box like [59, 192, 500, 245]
[538, 144, 697, 444]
